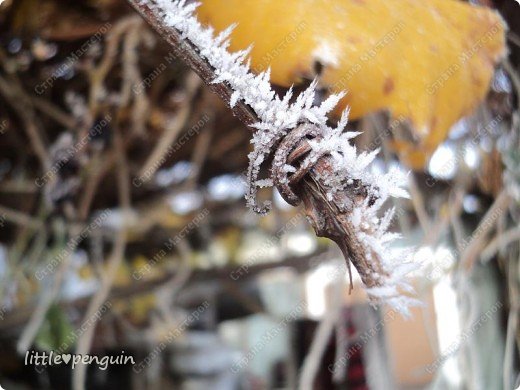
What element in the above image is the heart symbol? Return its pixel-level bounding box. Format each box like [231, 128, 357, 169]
[61, 354, 71, 364]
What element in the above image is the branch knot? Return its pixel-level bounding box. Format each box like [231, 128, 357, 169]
[271, 124, 325, 207]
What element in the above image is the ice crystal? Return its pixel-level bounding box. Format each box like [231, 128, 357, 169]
[140, 0, 419, 316]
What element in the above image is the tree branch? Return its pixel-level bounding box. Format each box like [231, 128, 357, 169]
[126, 0, 417, 315]
[127, 0, 258, 127]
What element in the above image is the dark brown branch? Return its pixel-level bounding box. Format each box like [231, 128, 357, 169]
[127, 0, 258, 128]
[126, 0, 386, 293]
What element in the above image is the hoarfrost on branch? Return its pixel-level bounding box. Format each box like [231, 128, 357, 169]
[139, 0, 421, 316]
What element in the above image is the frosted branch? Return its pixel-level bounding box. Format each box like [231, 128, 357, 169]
[128, 0, 420, 316]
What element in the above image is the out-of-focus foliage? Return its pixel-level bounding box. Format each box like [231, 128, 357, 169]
[35, 304, 74, 351]
[197, 0, 506, 168]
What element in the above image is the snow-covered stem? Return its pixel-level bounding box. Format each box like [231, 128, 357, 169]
[128, 0, 420, 316]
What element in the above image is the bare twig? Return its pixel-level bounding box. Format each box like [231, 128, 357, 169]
[120, 19, 153, 137]
[186, 124, 213, 188]
[503, 59, 520, 112]
[407, 172, 431, 232]
[72, 229, 126, 390]
[138, 71, 201, 178]
[30, 95, 77, 129]
[461, 189, 510, 269]
[299, 308, 340, 390]
[88, 16, 142, 115]
[507, 31, 520, 48]
[481, 225, 520, 263]
[77, 151, 114, 220]
[299, 280, 343, 390]
[120, 20, 145, 105]
[0, 205, 43, 230]
[448, 188, 467, 253]
[422, 189, 464, 247]
[0, 180, 39, 194]
[185, 93, 214, 189]
[156, 240, 192, 319]
[73, 128, 131, 390]
[503, 252, 519, 390]
[0, 74, 51, 170]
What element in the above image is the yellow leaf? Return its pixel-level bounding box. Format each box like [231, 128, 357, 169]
[197, 0, 506, 168]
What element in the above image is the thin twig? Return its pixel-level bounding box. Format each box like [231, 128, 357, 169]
[407, 173, 431, 232]
[77, 150, 112, 219]
[422, 190, 464, 247]
[503, 60, 520, 113]
[461, 189, 510, 269]
[448, 188, 467, 254]
[138, 71, 201, 178]
[0, 205, 43, 230]
[481, 225, 520, 263]
[299, 281, 342, 390]
[507, 31, 520, 48]
[0, 74, 51, 170]
[73, 127, 131, 390]
[30, 95, 77, 129]
[503, 252, 519, 390]
[72, 230, 126, 390]
[0, 180, 39, 194]
[88, 16, 142, 115]
[156, 240, 192, 318]
[120, 19, 145, 106]
[185, 103, 214, 189]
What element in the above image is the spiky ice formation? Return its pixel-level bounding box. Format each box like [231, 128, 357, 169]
[138, 0, 420, 316]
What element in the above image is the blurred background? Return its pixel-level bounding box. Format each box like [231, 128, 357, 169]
[0, 0, 519, 389]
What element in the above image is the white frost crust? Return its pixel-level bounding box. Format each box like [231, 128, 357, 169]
[140, 0, 419, 316]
